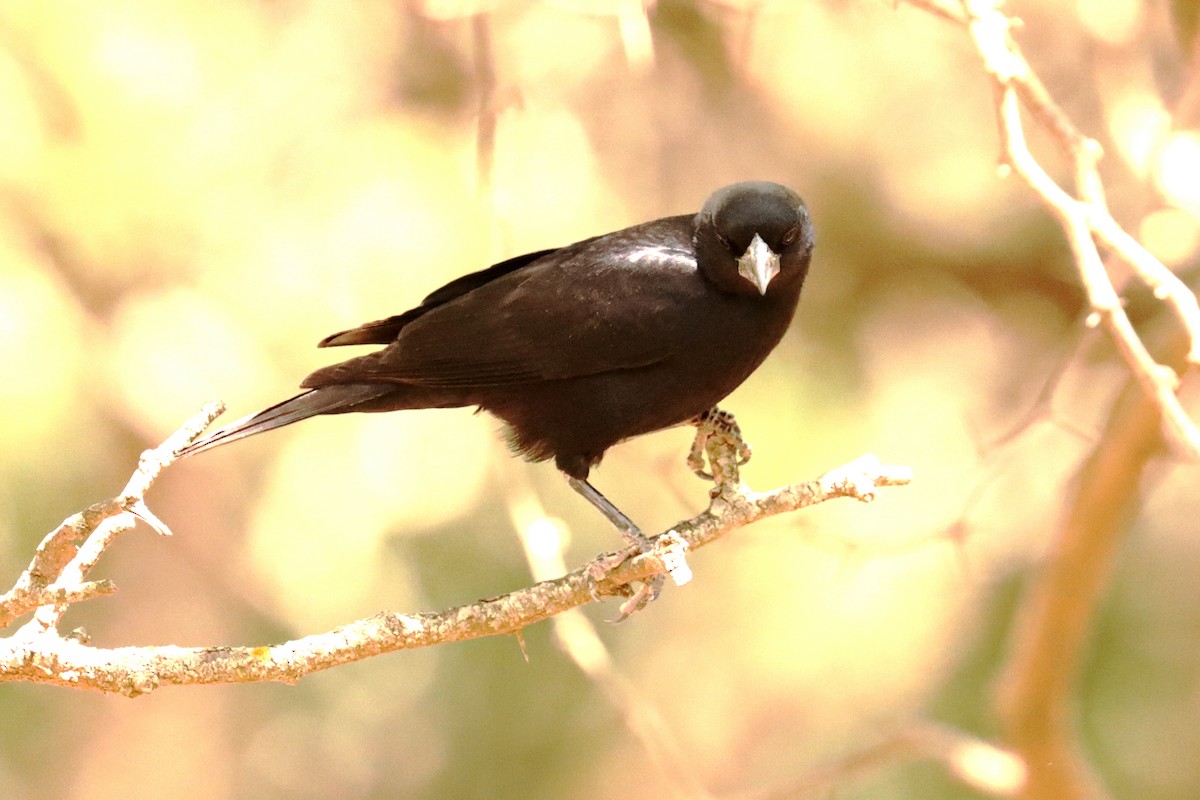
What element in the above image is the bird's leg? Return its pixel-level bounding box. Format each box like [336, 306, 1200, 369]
[687, 406, 752, 480]
[566, 476, 669, 618]
[567, 476, 651, 549]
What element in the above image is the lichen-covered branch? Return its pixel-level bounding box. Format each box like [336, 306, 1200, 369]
[0, 407, 910, 696]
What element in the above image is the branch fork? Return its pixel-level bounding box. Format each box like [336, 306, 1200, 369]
[931, 0, 1200, 458]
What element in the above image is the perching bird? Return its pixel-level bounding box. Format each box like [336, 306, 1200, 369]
[181, 181, 814, 550]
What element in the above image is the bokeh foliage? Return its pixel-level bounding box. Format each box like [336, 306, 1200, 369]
[2, 1, 1199, 798]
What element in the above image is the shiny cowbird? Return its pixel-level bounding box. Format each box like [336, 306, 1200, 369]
[182, 181, 815, 549]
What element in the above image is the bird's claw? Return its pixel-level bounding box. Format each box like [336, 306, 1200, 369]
[582, 543, 661, 621]
[585, 547, 639, 602]
[613, 530, 690, 621]
[616, 574, 665, 621]
[687, 407, 752, 479]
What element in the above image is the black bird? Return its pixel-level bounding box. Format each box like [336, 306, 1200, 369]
[182, 181, 814, 550]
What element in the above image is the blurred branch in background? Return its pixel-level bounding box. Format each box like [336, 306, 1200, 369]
[0, 407, 909, 696]
[994, 316, 1195, 800]
[909, 0, 1200, 455]
[748, 721, 1027, 800]
[1, 0, 1199, 797]
[906, 1, 1200, 799]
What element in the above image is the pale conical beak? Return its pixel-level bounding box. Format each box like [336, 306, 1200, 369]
[736, 232, 781, 295]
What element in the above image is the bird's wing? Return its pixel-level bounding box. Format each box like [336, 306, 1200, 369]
[302, 216, 705, 390]
[318, 247, 563, 347]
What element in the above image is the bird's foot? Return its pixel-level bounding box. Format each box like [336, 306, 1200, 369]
[566, 476, 691, 619]
[583, 541, 662, 619]
[613, 529, 691, 619]
[687, 407, 752, 480]
[583, 530, 691, 621]
[585, 547, 640, 602]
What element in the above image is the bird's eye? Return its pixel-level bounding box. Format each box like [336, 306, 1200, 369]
[781, 226, 800, 246]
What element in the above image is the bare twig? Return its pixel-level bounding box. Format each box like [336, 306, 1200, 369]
[0, 402, 224, 632]
[906, 0, 1200, 458]
[0, 581, 118, 627]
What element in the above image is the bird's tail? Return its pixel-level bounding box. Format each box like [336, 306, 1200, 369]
[178, 384, 395, 458]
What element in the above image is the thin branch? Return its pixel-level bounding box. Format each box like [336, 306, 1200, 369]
[0, 581, 117, 626]
[0, 402, 224, 632]
[0, 414, 909, 695]
[906, 0, 1200, 458]
[987, 85, 1195, 450]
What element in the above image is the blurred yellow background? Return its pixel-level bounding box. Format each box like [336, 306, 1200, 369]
[2, 0, 1199, 798]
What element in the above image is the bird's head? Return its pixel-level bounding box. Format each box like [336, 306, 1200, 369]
[694, 181, 814, 298]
